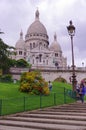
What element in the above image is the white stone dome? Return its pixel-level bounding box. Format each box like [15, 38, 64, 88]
[27, 20, 47, 35]
[25, 9, 49, 42]
[50, 33, 62, 52]
[27, 9, 47, 35]
[15, 31, 25, 49]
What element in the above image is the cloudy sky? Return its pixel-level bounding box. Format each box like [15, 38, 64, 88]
[0, 0, 86, 67]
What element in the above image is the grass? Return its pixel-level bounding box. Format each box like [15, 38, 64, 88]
[0, 82, 72, 99]
[0, 82, 27, 99]
[52, 82, 72, 92]
[0, 81, 76, 115]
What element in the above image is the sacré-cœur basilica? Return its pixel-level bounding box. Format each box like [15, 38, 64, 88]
[11, 9, 67, 71]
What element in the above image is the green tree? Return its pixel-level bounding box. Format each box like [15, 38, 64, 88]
[0, 38, 13, 74]
[16, 59, 31, 68]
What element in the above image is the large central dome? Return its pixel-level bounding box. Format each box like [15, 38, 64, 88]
[27, 20, 47, 35]
[26, 9, 47, 35]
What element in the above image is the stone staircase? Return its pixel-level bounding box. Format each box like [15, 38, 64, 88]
[0, 102, 86, 130]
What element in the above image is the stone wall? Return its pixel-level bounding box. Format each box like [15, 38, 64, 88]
[10, 67, 86, 83]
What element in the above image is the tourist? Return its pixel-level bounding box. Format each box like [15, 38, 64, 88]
[79, 83, 85, 103]
[48, 81, 52, 91]
[75, 81, 80, 93]
[83, 80, 86, 95]
[75, 81, 80, 99]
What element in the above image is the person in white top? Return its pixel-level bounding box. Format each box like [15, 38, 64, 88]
[48, 81, 52, 91]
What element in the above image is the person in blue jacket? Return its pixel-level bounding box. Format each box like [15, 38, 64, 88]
[79, 83, 85, 103]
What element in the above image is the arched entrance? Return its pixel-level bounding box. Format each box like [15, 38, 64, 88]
[54, 77, 67, 83]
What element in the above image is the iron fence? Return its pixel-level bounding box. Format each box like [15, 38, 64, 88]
[0, 88, 76, 116]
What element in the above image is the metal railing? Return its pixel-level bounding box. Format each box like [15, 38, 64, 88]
[0, 88, 76, 116]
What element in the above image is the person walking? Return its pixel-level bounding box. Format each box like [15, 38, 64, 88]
[83, 80, 86, 95]
[75, 81, 80, 93]
[75, 81, 80, 99]
[48, 81, 52, 91]
[79, 83, 85, 103]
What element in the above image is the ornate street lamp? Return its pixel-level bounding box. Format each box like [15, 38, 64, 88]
[67, 20, 76, 91]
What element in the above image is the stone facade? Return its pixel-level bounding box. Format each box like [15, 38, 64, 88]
[10, 67, 86, 83]
[10, 9, 67, 70]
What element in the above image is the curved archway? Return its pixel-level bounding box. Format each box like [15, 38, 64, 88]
[54, 77, 67, 83]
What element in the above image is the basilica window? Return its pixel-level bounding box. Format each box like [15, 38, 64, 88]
[55, 53, 58, 57]
[30, 43, 32, 49]
[39, 54, 42, 62]
[39, 42, 42, 45]
[43, 60, 45, 64]
[33, 59, 34, 64]
[19, 51, 22, 55]
[46, 60, 48, 65]
[33, 42, 35, 48]
[24, 52, 26, 56]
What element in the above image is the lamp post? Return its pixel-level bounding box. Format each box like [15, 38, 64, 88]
[67, 20, 76, 91]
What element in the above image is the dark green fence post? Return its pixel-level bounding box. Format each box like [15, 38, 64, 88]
[24, 97, 26, 111]
[64, 88, 66, 104]
[0, 99, 2, 116]
[54, 93, 56, 105]
[40, 94, 42, 108]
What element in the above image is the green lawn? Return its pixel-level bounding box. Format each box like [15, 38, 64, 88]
[0, 81, 76, 116]
[52, 81, 72, 91]
[0, 82, 72, 99]
[0, 82, 27, 99]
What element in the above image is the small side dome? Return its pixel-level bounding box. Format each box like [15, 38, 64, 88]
[15, 30, 25, 49]
[50, 33, 62, 52]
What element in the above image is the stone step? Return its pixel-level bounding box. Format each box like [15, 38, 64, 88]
[53, 106, 86, 110]
[2, 116, 86, 126]
[0, 125, 37, 130]
[42, 108, 86, 113]
[0, 119, 86, 130]
[15, 113, 86, 121]
[50, 106, 86, 110]
[29, 111, 86, 116]
[57, 102, 86, 107]
[0, 102, 86, 130]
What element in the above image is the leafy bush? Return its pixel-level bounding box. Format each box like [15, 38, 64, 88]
[19, 71, 50, 95]
[0, 74, 13, 82]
